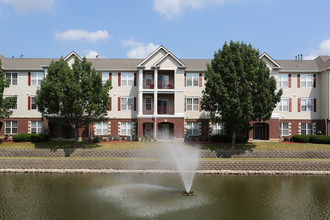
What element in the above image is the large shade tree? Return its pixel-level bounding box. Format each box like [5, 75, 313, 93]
[36, 57, 111, 147]
[0, 59, 16, 118]
[202, 41, 282, 147]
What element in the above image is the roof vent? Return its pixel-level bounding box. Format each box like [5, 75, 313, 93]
[296, 54, 303, 63]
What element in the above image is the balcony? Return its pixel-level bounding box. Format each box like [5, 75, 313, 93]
[143, 80, 174, 89]
[157, 105, 174, 115]
[158, 80, 174, 89]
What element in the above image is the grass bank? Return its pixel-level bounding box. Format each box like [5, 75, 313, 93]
[0, 141, 329, 151]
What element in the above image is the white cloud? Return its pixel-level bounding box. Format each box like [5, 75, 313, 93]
[121, 38, 159, 58]
[84, 50, 101, 58]
[305, 39, 330, 60]
[153, 0, 229, 19]
[0, 0, 54, 14]
[54, 29, 111, 43]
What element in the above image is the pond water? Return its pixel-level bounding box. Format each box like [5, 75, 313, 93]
[0, 173, 329, 219]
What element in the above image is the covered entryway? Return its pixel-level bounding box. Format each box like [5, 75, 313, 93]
[158, 123, 174, 140]
[143, 123, 153, 138]
[253, 123, 269, 140]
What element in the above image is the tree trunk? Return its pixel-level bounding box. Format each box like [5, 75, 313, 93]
[231, 131, 236, 148]
[74, 127, 79, 148]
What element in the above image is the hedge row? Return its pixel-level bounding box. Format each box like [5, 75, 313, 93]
[292, 135, 330, 144]
[13, 133, 49, 142]
[211, 135, 248, 144]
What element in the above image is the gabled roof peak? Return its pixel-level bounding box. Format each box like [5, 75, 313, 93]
[137, 45, 185, 68]
[64, 51, 82, 61]
[260, 52, 281, 68]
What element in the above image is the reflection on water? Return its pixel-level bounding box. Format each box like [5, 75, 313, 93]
[0, 174, 329, 219]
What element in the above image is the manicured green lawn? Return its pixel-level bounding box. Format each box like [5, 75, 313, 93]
[0, 140, 329, 151]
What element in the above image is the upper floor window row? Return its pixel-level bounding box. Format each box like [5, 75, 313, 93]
[6, 72, 18, 85]
[279, 73, 316, 88]
[185, 73, 202, 87]
[119, 72, 136, 87]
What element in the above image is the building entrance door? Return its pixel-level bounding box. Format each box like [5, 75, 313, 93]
[253, 125, 262, 140]
[158, 124, 170, 140]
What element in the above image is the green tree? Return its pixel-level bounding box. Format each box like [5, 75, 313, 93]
[0, 59, 16, 118]
[36, 57, 111, 147]
[202, 41, 282, 147]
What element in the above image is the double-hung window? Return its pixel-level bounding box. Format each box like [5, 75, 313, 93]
[102, 72, 109, 85]
[6, 72, 18, 85]
[5, 121, 17, 134]
[280, 123, 289, 136]
[31, 121, 44, 134]
[31, 72, 43, 86]
[121, 97, 134, 110]
[145, 97, 152, 111]
[186, 97, 199, 111]
[279, 74, 288, 88]
[186, 73, 199, 86]
[121, 122, 133, 135]
[301, 123, 313, 135]
[31, 96, 37, 110]
[96, 122, 108, 135]
[211, 122, 225, 135]
[279, 98, 289, 112]
[186, 122, 199, 136]
[301, 74, 313, 88]
[301, 98, 313, 112]
[121, 72, 134, 86]
[4, 96, 17, 109]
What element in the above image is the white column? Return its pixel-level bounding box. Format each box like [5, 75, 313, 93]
[138, 68, 143, 116]
[153, 68, 158, 115]
[153, 68, 158, 139]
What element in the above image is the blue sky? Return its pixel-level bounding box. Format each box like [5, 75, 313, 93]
[0, 0, 330, 60]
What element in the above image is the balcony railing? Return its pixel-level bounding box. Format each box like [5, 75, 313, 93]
[157, 105, 174, 115]
[143, 80, 174, 89]
[158, 80, 174, 89]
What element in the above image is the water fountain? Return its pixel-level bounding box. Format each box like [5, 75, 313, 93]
[162, 141, 200, 195]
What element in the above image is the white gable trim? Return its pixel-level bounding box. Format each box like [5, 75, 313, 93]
[64, 51, 82, 61]
[260, 52, 281, 68]
[153, 52, 185, 68]
[137, 45, 185, 68]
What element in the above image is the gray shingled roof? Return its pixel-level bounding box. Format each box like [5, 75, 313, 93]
[276, 60, 319, 71]
[1, 54, 330, 72]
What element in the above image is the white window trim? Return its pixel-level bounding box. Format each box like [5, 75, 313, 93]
[95, 122, 108, 135]
[279, 98, 289, 112]
[31, 121, 44, 134]
[5, 121, 18, 134]
[102, 72, 109, 85]
[211, 122, 225, 135]
[301, 98, 314, 112]
[31, 72, 43, 86]
[280, 123, 289, 136]
[31, 96, 37, 110]
[121, 122, 133, 136]
[186, 73, 199, 87]
[279, 74, 288, 88]
[145, 96, 152, 111]
[4, 96, 18, 110]
[6, 72, 18, 86]
[300, 74, 313, 88]
[301, 123, 313, 135]
[121, 97, 134, 111]
[186, 97, 199, 111]
[187, 122, 199, 136]
[121, 72, 134, 86]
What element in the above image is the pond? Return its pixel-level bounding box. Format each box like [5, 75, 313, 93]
[0, 173, 329, 219]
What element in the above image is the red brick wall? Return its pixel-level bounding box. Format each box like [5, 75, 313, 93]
[0, 118, 45, 136]
[138, 118, 185, 138]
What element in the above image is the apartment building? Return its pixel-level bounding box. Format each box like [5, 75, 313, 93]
[1, 46, 330, 141]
